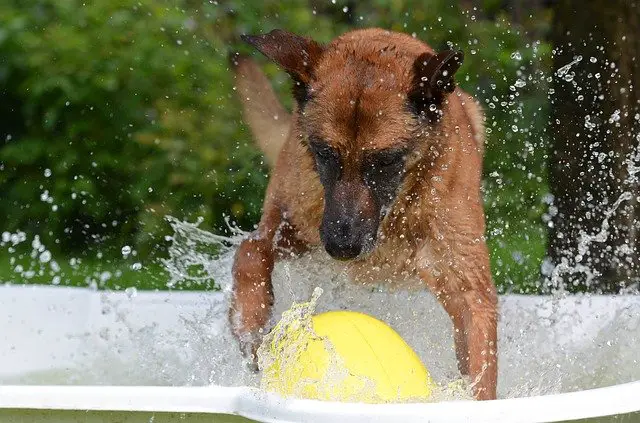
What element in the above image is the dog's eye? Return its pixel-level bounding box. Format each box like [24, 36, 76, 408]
[310, 141, 337, 163]
[373, 151, 405, 168]
[377, 155, 402, 167]
[309, 140, 341, 183]
[316, 147, 334, 160]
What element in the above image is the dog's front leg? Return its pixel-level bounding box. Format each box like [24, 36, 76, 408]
[459, 287, 497, 400]
[416, 247, 498, 400]
[229, 206, 281, 367]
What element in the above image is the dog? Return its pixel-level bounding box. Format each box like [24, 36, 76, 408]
[228, 28, 497, 400]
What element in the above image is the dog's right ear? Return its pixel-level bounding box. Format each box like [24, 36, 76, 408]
[242, 29, 325, 106]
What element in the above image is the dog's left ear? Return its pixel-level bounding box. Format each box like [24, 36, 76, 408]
[241, 29, 325, 106]
[408, 49, 464, 115]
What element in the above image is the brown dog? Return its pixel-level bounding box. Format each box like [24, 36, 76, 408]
[229, 28, 497, 400]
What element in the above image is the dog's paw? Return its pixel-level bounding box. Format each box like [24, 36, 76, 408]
[238, 336, 261, 372]
[229, 316, 263, 370]
[244, 355, 260, 373]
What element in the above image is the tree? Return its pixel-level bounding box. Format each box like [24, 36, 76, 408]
[548, 0, 640, 292]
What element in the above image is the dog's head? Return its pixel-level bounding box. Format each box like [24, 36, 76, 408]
[241, 29, 463, 260]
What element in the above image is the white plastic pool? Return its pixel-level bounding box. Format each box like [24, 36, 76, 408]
[0, 284, 639, 422]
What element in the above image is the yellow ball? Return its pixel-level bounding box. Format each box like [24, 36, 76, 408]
[261, 310, 434, 403]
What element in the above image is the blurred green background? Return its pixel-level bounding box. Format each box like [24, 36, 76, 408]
[0, 0, 553, 293]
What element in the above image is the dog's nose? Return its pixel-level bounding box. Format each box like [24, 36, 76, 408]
[322, 220, 363, 260]
[324, 238, 362, 260]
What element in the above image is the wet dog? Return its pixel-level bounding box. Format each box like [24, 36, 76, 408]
[229, 28, 497, 400]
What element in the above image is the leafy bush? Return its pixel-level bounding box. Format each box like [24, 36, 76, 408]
[0, 0, 552, 291]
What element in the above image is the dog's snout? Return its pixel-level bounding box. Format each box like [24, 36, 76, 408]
[324, 235, 362, 260]
[325, 240, 362, 260]
[323, 219, 363, 260]
[321, 212, 379, 261]
[333, 220, 353, 241]
[320, 179, 379, 261]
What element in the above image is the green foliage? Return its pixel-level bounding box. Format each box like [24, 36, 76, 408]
[0, 0, 269, 256]
[0, 251, 170, 290]
[0, 0, 552, 291]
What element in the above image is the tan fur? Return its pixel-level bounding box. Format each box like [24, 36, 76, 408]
[232, 56, 291, 166]
[230, 28, 498, 400]
[460, 92, 486, 156]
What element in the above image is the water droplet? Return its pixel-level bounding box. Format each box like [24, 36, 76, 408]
[131, 262, 142, 271]
[609, 109, 621, 123]
[44, 168, 52, 177]
[121, 245, 132, 256]
[125, 287, 138, 298]
[32, 236, 42, 251]
[510, 51, 522, 61]
[39, 250, 51, 263]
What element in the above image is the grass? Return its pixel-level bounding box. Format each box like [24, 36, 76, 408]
[0, 252, 173, 291]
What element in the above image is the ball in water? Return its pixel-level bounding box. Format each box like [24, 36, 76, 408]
[261, 310, 434, 403]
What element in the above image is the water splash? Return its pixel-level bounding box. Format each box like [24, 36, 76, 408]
[546, 137, 640, 293]
[161, 215, 246, 290]
[258, 287, 325, 383]
[555, 55, 583, 78]
[2, 218, 639, 402]
[257, 287, 371, 402]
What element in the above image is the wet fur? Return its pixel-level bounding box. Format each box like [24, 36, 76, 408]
[229, 28, 497, 400]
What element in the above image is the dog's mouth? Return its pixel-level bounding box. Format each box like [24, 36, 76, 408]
[321, 235, 377, 261]
[319, 218, 379, 261]
[319, 188, 400, 262]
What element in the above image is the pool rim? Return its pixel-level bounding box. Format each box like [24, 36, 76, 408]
[0, 381, 638, 423]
